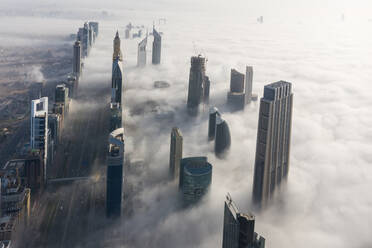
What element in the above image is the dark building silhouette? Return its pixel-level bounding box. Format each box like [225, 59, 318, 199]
[222, 194, 265, 248]
[215, 115, 231, 158]
[187, 56, 210, 114]
[179, 157, 212, 205]
[227, 69, 246, 111]
[152, 27, 161, 64]
[73, 41, 81, 78]
[106, 128, 124, 217]
[252, 81, 293, 208]
[245, 66, 253, 104]
[169, 127, 183, 181]
[208, 107, 220, 141]
[111, 57, 123, 106]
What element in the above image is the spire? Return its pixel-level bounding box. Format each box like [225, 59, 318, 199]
[115, 30, 119, 38]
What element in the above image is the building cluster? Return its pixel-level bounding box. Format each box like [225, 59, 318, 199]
[227, 67, 257, 111]
[0, 21, 99, 247]
[168, 127, 213, 205]
[124, 23, 145, 39]
[0, 161, 32, 246]
[136, 26, 162, 67]
[181, 51, 293, 246]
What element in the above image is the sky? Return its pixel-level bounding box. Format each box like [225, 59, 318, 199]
[1, 0, 372, 247]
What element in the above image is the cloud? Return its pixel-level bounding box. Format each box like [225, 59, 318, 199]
[4, 1, 372, 248]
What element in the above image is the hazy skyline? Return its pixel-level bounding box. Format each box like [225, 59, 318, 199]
[1, 1, 372, 247]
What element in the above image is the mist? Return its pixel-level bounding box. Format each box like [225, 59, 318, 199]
[2, 0, 372, 247]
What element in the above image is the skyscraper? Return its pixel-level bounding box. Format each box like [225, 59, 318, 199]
[73, 41, 81, 78]
[112, 58, 123, 106]
[169, 127, 183, 180]
[222, 194, 265, 248]
[89, 22, 99, 41]
[106, 128, 124, 217]
[179, 157, 212, 205]
[227, 69, 246, 111]
[187, 55, 210, 113]
[82, 22, 90, 57]
[137, 36, 147, 67]
[208, 107, 220, 141]
[245, 66, 253, 104]
[31, 97, 48, 183]
[113, 31, 123, 61]
[252, 81, 293, 207]
[152, 27, 161, 64]
[215, 115, 231, 158]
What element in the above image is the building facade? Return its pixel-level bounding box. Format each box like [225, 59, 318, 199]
[208, 107, 220, 141]
[215, 115, 231, 158]
[73, 41, 81, 77]
[152, 28, 161, 64]
[169, 127, 183, 181]
[106, 128, 125, 217]
[252, 81, 293, 207]
[112, 58, 123, 106]
[179, 157, 212, 205]
[245, 66, 253, 104]
[187, 56, 210, 113]
[137, 36, 147, 67]
[222, 194, 265, 248]
[227, 69, 246, 111]
[113, 31, 123, 61]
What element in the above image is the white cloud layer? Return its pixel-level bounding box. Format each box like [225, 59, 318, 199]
[2, 1, 372, 247]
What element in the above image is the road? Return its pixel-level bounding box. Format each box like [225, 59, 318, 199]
[16, 82, 112, 248]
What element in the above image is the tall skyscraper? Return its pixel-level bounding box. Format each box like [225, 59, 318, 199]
[113, 31, 123, 61]
[187, 55, 210, 113]
[31, 97, 48, 183]
[222, 194, 265, 248]
[106, 128, 124, 217]
[169, 127, 183, 180]
[215, 115, 231, 158]
[152, 27, 162, 64]
[227, 69, 246, 111]
[82, 22, 90, 57]
[137, 36, 147, 67]
[89, 22, 99, 41]
[252, 81, 293, 207]
[179, 157, 212, 205]
[245, 66, 253, 104]
[73, 41, 81, 78]
[208, 107, 220, 141]
[112, 58, 123, 106]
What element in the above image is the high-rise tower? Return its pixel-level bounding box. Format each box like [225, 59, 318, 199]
[252, 81, 293, 207]
[208, 107, 220, 141]
[113, 31, 123, 61]
[187, 55, 210, 113]
[31, 97, 48, 183]
[222, 194, 265, 248]
[106, 128, 124, 217]
[111, 58, 123, 106]
[73, 41, 81, 78]
[179, 157, 212, 205]
[137, 36, 147, 67]
[227, 69, 246, 111]
[152, 27, 161, 64]
[245, 66, 253, 104]
[169, 127, 183, 180]
[215, 115, 231, 158]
